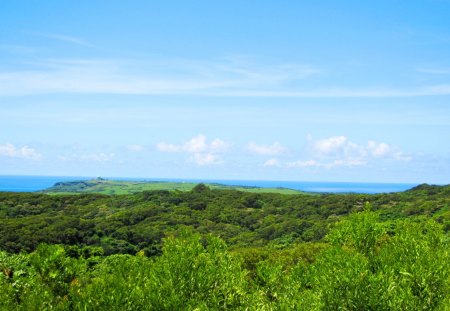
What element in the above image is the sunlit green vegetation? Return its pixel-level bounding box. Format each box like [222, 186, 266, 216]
[1, 183, 449, 309]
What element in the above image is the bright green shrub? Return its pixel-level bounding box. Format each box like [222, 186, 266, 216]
[377, 220, 450, 310]
[0, 205, 449, 310]
[144, 231, 254, 310]
[71, 254, 152, 310]
[308, 209, 450, 310]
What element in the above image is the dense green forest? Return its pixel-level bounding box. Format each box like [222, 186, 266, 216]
[1, 183, 450, 309]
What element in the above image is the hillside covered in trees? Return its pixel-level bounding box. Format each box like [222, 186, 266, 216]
[1, 184, 449, 309]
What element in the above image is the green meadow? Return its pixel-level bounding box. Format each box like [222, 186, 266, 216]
[43, 179, 304, 195]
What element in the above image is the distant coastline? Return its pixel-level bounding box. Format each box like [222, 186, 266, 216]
[0, 175, 418, 194]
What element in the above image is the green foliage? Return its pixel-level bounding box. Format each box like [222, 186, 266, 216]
[308, 209, 450, 310]
[72, 254, 152, 310]
[0, 245, 83, 310]
[0, 212, 449, 309]
[2, 184, 449, 256]
[1, 184, 450, 309]
[142, 232, 252, 309]
[327, 203, 386, 257]
[377, 220, 450, 309]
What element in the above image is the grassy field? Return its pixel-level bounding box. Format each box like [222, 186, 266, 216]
[42, 179, 305, 195]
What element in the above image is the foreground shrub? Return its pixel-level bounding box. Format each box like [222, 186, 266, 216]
[0, 209, 449, 310]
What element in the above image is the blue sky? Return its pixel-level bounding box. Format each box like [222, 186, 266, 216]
[1, 1, 450, 183]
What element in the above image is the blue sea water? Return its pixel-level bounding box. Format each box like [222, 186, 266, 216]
[0, 175, 90, 192]
[197, 179, 417, 194]
[0, 175, 418, 194]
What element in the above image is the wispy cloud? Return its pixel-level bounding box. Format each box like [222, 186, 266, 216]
[0, 143, 41, 160]
[0, 58, 241, 96]
[217, 86, 450, 98]
[35, 33, 91, 46]
[416, 67, 450, 75]
[1, 56, 450, 97]
[0, 57, 320, 97]
[0, 44, 38, 54]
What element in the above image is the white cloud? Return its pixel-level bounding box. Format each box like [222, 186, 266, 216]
[263, 158, 281, 167]
[247, 142, 287, 155]
[156, 134, 231, 154]
[0, 143, 41, 160]
[210, 139, 231, 153]
[183, 135, 208, 153]
[126, 144, 144, 152]
[286, 159, 366, 169]
[367, 141, 390, 157]
[311, 136, 409, 162]
[365, 141, 411, 161]
[313, 136, 349, 155]
[157, 135, 205, 153]
[156, 134, 231, 166]
[314, 136, 409, 164]
[190, 153, 221, 166]
[265, 136, 410, 170]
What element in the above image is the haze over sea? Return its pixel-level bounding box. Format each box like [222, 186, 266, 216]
[0, 175, 416, 194]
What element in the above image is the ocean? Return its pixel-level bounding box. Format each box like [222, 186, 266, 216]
[0, 175, 418, 194]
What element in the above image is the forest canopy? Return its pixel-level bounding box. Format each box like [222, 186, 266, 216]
[1, 184, 450, 309]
